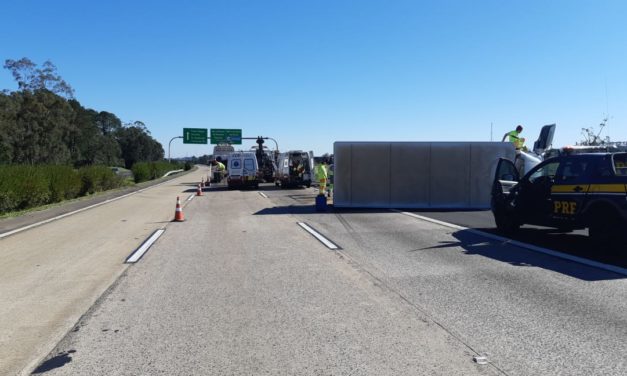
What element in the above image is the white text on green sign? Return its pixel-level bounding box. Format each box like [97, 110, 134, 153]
[183, 128, 208, 144]
[210, 129, 242, 144]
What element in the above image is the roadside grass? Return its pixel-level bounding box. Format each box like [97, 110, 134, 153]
[0, 177, 135, 220]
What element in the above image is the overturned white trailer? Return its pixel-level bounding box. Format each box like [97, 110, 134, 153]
[333, 142, 516, 209]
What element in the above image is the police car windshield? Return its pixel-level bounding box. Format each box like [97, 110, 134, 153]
[614, 153, 627, 176]
[529, 161, 559, 183]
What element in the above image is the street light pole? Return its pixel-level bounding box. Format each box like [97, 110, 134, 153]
[265, 137, 279, 153]
[168, 136, 183, 163]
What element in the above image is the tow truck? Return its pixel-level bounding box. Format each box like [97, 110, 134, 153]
[491, 152, 627, 245]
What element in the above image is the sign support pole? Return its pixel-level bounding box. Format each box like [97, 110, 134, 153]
[168, 136, 183, 163]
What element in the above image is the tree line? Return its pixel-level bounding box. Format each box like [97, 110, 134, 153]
[0, 58, 164, 168]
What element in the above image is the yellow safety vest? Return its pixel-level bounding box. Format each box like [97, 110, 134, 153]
[507, 131, 523, 149]
[315, 164, 327, 180]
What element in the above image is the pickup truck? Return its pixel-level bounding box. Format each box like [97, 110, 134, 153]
[491, 152, 627, 245]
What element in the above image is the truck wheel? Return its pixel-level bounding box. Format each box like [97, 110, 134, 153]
[494, 211, 520, 234]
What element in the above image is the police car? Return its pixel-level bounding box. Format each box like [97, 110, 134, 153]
[491, 152, 627, 244]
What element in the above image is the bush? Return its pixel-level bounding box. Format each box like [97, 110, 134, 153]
[132, 161, 184, 183]
[78, 165, 122, 195]
[0, 162, 182, 214]
[131, 163, 151, 183]
[45, 165, 82, 201]
[0, 165, 50, 212]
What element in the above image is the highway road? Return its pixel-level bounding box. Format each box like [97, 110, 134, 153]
[1, 177, 626, 375]
[0, 167, 207, 375]
[409, 209, 627, 270]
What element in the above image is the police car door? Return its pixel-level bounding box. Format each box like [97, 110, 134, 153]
[549, 158, 589, 226]
[518, 159, 561, 225]
[492, 158, 519, 196]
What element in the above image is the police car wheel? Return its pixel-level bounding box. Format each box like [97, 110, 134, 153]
[588, 212, 620, 245]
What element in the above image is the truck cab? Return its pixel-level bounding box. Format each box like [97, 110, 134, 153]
[491, 152, 627, 245]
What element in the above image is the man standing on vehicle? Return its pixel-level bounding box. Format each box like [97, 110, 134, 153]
[502, 125, 526, 151]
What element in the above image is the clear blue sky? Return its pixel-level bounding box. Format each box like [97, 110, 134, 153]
[2, 0, 626, 157]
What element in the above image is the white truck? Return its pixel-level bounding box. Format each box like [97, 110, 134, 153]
[274, 150, 314, 188]
[333, 141, 516, 209]
[226, 152, 259, 189]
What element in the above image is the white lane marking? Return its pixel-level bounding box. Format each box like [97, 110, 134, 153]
[297, 222, 339, 250]
[186, 194, 195, 202]
[126, 229, 165, 263]
[395, 210, 627, 277]
[258, 192, 268, 198]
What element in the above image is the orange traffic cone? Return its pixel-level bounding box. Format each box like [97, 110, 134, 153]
[196, 183, 203, 196]
[174, 196, 185, 222]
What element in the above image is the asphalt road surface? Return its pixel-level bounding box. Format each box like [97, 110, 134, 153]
[2, 179, 626, 375]
[0, 167, 207, 376]
[407, 209, 626, 269]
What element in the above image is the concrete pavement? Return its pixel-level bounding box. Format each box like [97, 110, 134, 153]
[0, 167, 209, 376]
[36, 185, 498, 375]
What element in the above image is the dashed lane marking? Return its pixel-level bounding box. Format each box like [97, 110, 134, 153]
[125, 229, 165, 263]
[259, 192, 268, 198]
[394, 210, 627, 277]
[297, 222, 340, 250]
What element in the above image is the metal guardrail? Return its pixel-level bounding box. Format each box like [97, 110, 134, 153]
[162, 169, 184, 178]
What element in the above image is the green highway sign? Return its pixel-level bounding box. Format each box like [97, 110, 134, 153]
[210, 128, 242, 144]
[183, 128, 208, 144]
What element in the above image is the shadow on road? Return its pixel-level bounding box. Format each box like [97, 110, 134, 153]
[429, 229, 626, 281]
[254, 205, 317, 216]
[32, 350, 76, 374]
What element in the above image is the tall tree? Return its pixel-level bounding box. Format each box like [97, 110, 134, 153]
[11, 90, 74, 164]
[96, 111, 122, 136]
[67, 100, 122, 166]
[2, 58, 164, 167]
[0, 92, 19, 163]
[116, 124, 164, 168]
[3, 58, 75, 99]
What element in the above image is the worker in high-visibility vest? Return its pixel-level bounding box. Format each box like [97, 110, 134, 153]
[315, 161, 328, 196]
[502, 125, 526, 151]
[213, 160, 226, 182]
